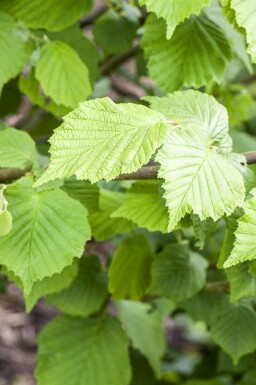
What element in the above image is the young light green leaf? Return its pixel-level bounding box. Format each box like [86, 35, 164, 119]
[117, 300, 166, 377]
[35, 41, 91, 109]
[89, 189, 136, 240]
[139, 0, 210, 39]
[93, 9, 138, 55]
[150, 244, 208, 302]
[211, 298, 256, 364]
[0, 210, 12, 236]
[224, 189, 256, 267]
[47, 256, 108, 318]
[0, 127, 36, 169]
[109, 234, 154, 300]
[0, 0, 93, 32]
[144, 90, 232, 152]
[0, 12, 31, 92]
[156, 127, 245, 231]
[112, 181, 169, 233]
[34, 97, 169, 186]
[36, 315, 131, 385]
[0, 176, 91, 294]
[142, 14, 232, 93]
[231, 0, 256, 62]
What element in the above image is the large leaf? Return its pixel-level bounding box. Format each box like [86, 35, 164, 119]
[231, 0, 256, 62]
[0, 0, 93, 32]
[144, 90, 232, 152]
[36, 315, 131, 385]
[142, 14, 232, 92]
[150, 244, 208, 302]
[93, 9, 138, 55]
[0, 127, 36, 169]
[35, 41, 91, 109]
[117, 300, 166, 377]
[0, 12, 31, 92]
[109, 234, 154, 300]
[47, 256, 108, 317]
[224, 189, 256, 267]
[211, 298, 256, 363]
[0, 177, 91, 293]
[89, 189, 136, 240]
[112, 181, 169, 233]
[34, 98, 169, 186]
[139, 0, 210, 39]
[156, 127, 245, 231]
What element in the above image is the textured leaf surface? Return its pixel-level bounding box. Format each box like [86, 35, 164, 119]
[109, 234, 154, 300]
[142, 14, 232, 92]
[0, 177, 91, 293]
[224, 190, 256, 267]
[117, 300, 165, 377]
[156, 127, 245, 231]
[47, 256, 108, 317]
[0, 12, 31, 91]
[211, 298, 256, 363]
[0, 0, 93, 31]
[231, 0, 256, 62]
[25, 261, 78, 312]
[93, 9, 137, 55]
[144, 90, 232, 152]
[36, 315, 131, 385]
[35, 41, 91, 108]
[226, 262, 256, 303]
[89, 189, 135, 240]
[112, 181, 169, 233]
[139, 0, 210, 39]
[0, 127, 36, 169]
[34, 98, 168, 186]
[150, 244, 208, 302]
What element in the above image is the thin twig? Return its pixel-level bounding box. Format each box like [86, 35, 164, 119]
[80, 4, 108, 27]
[100, 43, 140, 75]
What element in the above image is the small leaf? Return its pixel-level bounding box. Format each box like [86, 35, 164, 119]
[34, 97, 169, 186]
[0, 127, 36, 169]
[226, 261, 256, 303]
[211, 298, 256, 363]
[109, 234, 154, 300]
[36, 315, 131, 385]
[0, 210, 12, 236]
[0, 176, 91, 293]
[150, 244, 208, 301]
[47, 256, 108, 318]
[117, 300, 166, 377]
[35, 41, 91, 108]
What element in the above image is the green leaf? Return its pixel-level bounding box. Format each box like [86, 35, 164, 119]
[25, 261, 78, 312]
[34, 97, 169, 186]
[211, 298, 256, 363]
[36, 315, 131, 385]
[62, 177, 100, 213]
[0, 210, 12, 236]
[0, 127, 36, 169]
[112, 181, 169, 233]
[35, 41, 91, 109]
[0, 0, 93, 32]
[0, 176, 91, 293]
[226, 261, 256, 303]
[47, 256, 108, 317]
[156, 127, 245, 231]
[93, 9, 138, 55]
[109, 234, 154, 300]
[231, 0, 256, 62]
[150, 244, 208, 301]
[19, 70, 71, 117]
[117, 300, 166, 377]
[144, 90, 232, 152]
[192, 215, 217, 249]
[142, 14, 232, 92]
[224, 189, 256, 267]
[139, 0, 210, 39]
[89, 189, 136, 240]
[0, 12, 31, 92]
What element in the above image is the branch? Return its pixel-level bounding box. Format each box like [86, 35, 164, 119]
[0, 167, 30, 183]
[100, 43, 140, 75]
[79, 4, 108, 28]
[203, 281, 229, 293]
